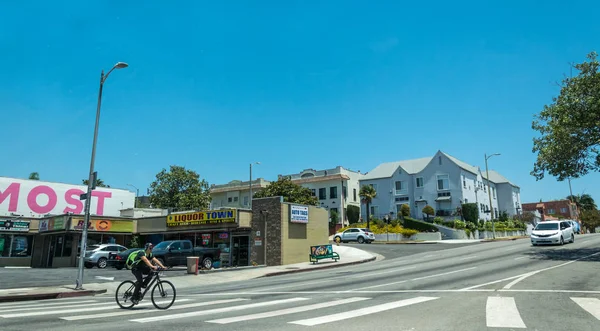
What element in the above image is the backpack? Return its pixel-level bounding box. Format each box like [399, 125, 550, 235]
[126, 249, 144, 269]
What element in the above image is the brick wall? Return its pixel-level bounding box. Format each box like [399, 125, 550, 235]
[522, 200, 579, 221]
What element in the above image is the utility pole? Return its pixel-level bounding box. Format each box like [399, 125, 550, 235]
[485, 153, 501, 239]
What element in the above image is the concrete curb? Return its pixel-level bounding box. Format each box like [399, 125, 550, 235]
[480, 236, 529, 242]
[370, 241, 438, 245]
[198, 265, 267, 274]
[0, 289, 107, 303]
[259, 256, 377, 278]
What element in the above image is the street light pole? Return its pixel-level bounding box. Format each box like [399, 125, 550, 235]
[485, 153, 500, 239]
[249, 162, 260, 209]
[127, 184, 139, 208]
[75, 62, 128, 290]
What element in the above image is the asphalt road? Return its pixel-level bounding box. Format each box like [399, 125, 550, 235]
[2, 234, 600, 330]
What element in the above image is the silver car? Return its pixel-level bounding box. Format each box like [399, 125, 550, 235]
[531, 221, 575, 246]
[333, 228, 375, 244]
[84, 244, 128, 269]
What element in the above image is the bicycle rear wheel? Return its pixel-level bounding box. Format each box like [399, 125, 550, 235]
[151, 280, 176, 310]
[115, 280, 136, 309]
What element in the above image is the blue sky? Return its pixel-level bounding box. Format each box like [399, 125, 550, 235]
[1, 1, 598, 203]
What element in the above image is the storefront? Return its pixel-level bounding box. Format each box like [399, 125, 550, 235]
[137, 209, 252, 268]
[32, 215, 135, 268]
[0, 218, 35, 267]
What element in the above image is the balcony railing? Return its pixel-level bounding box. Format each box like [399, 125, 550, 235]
[435, 209, 455, 217]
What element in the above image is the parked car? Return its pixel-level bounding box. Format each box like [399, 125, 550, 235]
[568, 220, 581, 234]
[152, 240, 221, 270]
[333, 228, 375, 244]
[84, 244, 128, 268]
[107, 247, 142, 270]
[531, 221, 575, 246]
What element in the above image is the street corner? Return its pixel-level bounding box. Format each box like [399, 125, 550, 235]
[260, 255, 378, 278]
[0, 286, 107, 303]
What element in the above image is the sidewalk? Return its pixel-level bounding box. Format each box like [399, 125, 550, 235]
[0, 244, 380, 303]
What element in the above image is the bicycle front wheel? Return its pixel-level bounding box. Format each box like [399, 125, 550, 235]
[115, 280, 136, 309]
[151, 280, 176, 310]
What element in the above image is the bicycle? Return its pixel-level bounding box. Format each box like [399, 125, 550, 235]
[115, 268, 176, 310]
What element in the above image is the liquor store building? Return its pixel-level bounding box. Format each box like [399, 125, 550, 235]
[0, 218, 37, 267]
[136, 208, 252, 268]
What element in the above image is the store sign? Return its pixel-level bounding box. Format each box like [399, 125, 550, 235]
[70, 218, 134, 233]
[39, 216, 67, 232]
[0, 219, 30, 232]
[290, 205, 309, 224]
[167, 209, 236, 227]
[0, 177, 135, 218]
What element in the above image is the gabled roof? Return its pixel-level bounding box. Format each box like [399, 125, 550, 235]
[361, 157, 432, 180]
[482, 170, 520, 188]
[441, 152, 479, 175]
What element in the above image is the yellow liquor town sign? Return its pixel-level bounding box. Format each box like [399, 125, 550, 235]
[166, 209, 236, 227]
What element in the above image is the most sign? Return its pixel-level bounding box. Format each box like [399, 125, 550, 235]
[0, 177, 135, 218]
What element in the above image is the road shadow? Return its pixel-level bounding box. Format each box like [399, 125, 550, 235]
[524, 247, 600, 262]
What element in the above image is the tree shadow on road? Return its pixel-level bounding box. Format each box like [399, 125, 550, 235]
[524, 247, 600, 262]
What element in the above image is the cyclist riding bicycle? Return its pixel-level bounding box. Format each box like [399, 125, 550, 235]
[130, 242, 166, 302]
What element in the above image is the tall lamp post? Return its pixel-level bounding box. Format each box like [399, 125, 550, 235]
[76, 62, 128, 290]
[127, 184, 139, 208]
[249, 162, 260, 209]
[485, 153, 501, 239]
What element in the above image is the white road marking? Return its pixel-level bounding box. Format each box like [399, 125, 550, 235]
[0, 299, 191, 318]
[503, 251, 600, 289]
[94, 276, 115, 281]
[514, 257, 526, 260]
[501, 289, 600, 294]
[206, 297, 370, 324]
[130, 297, 309, 323]
[253, 279, 340, 292]
[486, 297, 526, 328]
[353, 267, 477, 290]
[0, 288, 34, 293]
[423, 255, 434, 258]
[289, 297, 439, 326]
[571, 297, 600, 320]
[3, 266, 31, 269]
[460, 273, 532, 290]
[61, 299, 247, 320]
[186, 289, 495, 295]
[348, 266, 417, 279]
[503, 247, 519, 252]
[0, 299, 98, 310]
[459, 256, 477, 260]
[1, 301, 109, 313]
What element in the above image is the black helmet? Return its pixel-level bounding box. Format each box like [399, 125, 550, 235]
[145, 242, 154, 250]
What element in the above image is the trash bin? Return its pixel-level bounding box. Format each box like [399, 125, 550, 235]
[187, 256, 199, 275]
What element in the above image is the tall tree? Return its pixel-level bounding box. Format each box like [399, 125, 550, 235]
[567, 194, 597, 211]
[28, 172, 40, 180]
[580, 209, 600, 233]
[148, 165, 211, 211]
[253, 176, 318, 206]
[531, 51, 600, 181]
[359, 185, 377, 228]
[82, 178, 110, 188]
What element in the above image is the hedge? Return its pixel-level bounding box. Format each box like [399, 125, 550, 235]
[403, 218, 439, 232]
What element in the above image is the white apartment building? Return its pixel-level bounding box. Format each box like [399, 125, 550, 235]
[279, 166, 364, 226]
[209, 178, 271, 209]
[359, 150, 521, 222]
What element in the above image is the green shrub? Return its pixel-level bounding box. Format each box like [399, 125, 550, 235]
[390, 220, 401, 227]
[404, 217, 439, 232]
[400, 204, 411, 217]
[422, 205, 435, 218]
[454, 220, 466, 229]
[400, 228, 419, 238]
[466, 221, 477, 231]
[462, 203, 479, 223]
[433, 217, 444, 224]
[465, 228, 471, 237]
[346, 205, 360, 223]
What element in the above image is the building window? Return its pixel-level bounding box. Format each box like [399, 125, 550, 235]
[233, 197, 238, 202]
[438, 156, 442, 165]
[560, 207, 567, 213]
[228, 197, 232, 203]
[437, 174, 449, 190]
[353, 188, 357, 202]
[395, 196, 409, 202]
[480, 203, 484, 212]
[548, 208, 555, 214]
[330, 207, 338, 215]
[370, 206, 379, 218]
[330, 187, 338, 199]
[342, 186, 347, 199]
[416, 177, 424, 188]
[394, 181, 407, 195]
[243, 196, 249, 206]
[492, 187, 496, 199]
[310, 189, 316, 197]
[369, 184, 378, 192]
[319, 188, 327, 200]
[465, 198, 469, 203]
[0, 234, 34, 257]
[494, 208, 498, 218]
[463, 176, 466, 188]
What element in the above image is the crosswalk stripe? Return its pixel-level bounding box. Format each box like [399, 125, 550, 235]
[0, 299, 97, 309]
[61, 298, 248, 321]
[206, 297, 371, 324]
[486, 297, 526, 328]
[571, 297, 600, 320]
[1, 301, 110, 313]
[131, 297, 310, 323]
[0, 299, 191, 318]
[289, 296, 439, 326]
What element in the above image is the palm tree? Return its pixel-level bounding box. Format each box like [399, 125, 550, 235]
[359, 185, 377, 228]
[28, 172, 40, 180]
[82, 178, 110, 188]
[567, 194, 597, 212]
